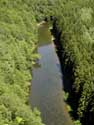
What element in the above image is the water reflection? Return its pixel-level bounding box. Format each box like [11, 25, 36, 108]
[30, 22, 73, 125]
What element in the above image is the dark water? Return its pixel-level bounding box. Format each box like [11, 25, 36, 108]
[30, 23, 73, 125]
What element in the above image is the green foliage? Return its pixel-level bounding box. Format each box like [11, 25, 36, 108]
[1, 0, 94, 125]
[49, 0, 94, 124]
[0, 0, 44, 125]
[74, 120, 82, 125]
[63, 91, 69, 101]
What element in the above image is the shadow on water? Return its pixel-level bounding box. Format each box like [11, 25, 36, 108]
[30, 22, 73, 125]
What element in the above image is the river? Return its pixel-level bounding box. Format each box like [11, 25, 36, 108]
[30, 22, 73, 125]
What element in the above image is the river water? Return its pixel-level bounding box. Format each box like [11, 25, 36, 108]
[30, 22, 73, 125]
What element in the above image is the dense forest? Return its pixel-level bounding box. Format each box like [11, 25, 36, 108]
[53, 1, 94, 125]
[0, 0, 94, 125]
[0, 0, 44, 125]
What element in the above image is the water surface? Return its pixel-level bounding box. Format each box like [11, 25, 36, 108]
[30, 22, 73, 125]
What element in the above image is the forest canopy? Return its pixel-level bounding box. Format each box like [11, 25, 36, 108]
[0, 0, 94, 125]
[0, 0, 44, 125]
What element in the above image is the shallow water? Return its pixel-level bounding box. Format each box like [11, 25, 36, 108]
[30, 22, 73, 125]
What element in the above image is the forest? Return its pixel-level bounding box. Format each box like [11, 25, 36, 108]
[0, 0, 44, 125]
[0, 0, 94, 125]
